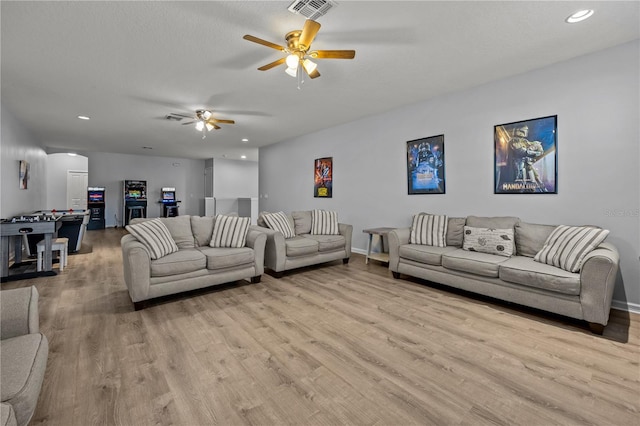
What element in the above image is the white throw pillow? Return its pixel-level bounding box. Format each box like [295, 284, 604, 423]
[210, 215, 251, 248]
[410, 213, 448, 247]
[534, 225, 609, 272]
[262, 211, 295, 239]
[311, 210, 339, 235]
[462, 226, 515, 257]
[126, 218, 179, 260]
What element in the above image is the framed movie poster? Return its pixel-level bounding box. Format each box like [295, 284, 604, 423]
[314, 157, 332, 198]
[407, 135, 445, 194]
[495, 115, 557, 194]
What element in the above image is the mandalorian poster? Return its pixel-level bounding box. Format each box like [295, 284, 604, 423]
[494, 115, 557, 194]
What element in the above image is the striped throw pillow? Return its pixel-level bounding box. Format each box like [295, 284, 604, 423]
[410, 214, 448, 247]
[262, 211, 295, 239]
[534, 225, 609, 272]
[126, 218, 179, 259]
[311, 210, 339, 235]
[210, 215, 251, 248]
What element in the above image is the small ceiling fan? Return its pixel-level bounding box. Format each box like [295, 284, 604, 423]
[243, 19, 355, 84]
[168, 110, 235, 138]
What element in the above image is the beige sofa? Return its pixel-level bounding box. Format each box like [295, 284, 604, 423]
[121, 215, 266, 310]
[1, 286, 48, 426]
[389, 215, 619, 334]
[256, 211, 352, 277]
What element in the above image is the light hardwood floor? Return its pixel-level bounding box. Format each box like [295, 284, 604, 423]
[4, 228, 639, 426]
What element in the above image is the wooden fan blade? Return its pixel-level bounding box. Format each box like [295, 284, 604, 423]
[243, 34, 285, 51]
[299, 19, 321, 50]
[171, 113, 195, 118]
[312, 50, 356, 59]
[258, 57, 286, 71]
[181, 121, 196, 125]
[212, 123, 221, 130]
[210, 119, 235, 124]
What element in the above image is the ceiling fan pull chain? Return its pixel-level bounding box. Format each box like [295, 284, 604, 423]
[297, 61, 304, 90]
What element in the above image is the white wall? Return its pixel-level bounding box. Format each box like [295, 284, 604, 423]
[212, 158, 258, 199]
[86, 152, 206, 227]
[259, 41, 640, 310]
[46, 153, 89, 210]
[0, 104, 48, 218]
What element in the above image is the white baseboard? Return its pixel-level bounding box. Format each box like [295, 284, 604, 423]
[351, 247, 367, 256]
[611, 300, 640, 314]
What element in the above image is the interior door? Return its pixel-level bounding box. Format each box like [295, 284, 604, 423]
[67, 171, 88, 210]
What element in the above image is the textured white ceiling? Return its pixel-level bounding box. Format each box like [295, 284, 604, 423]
[2, 1, 639, 161]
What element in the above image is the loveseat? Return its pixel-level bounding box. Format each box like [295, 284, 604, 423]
[1, 286, 48, 426]
[121, 215, 266, 310]
[256, 210, 352, 277]
[388, 215, 619, 334]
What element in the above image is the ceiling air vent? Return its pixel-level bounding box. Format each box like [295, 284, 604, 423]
[288, 0, 337, 20]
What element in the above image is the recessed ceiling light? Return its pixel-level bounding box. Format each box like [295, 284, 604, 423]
[77, 115, 90, 120]
[241, 155, 247, 159]
[566, 9, 594, 23]
[242, 138, 249, 143]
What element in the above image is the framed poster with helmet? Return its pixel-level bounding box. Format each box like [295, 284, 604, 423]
[494, 115, 557, 194]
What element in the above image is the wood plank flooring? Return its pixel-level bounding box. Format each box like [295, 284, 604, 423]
[3, 228, 639, 426]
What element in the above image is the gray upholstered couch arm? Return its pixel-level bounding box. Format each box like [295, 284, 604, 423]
[388, 228, 410, 272]
[339, 223, 353, 257]
[121, 234, 152, 303]
[254, 226, 287, 272]
[0, 286, 39, 340]
[246, 227, 266, 276]
[579, 242, 620, 326]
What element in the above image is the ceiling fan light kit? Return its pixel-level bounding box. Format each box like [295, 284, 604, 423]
[243, 18, 355, 86]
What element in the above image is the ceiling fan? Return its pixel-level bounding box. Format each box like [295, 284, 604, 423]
[168, 110, 235, 138]
[243, 19, 355, 83]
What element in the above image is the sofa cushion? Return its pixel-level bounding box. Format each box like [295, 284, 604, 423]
[198, 246, 255, 271]
[466, 216, 519, 230]
[285, 236, 319, 257]
[446, 217, 466, 247]
[463, 226, 515, 257]
[499, 256, 581, 295]
[291, 211, 311, 235]
[410, 214, 448, 247]
[159, 215, 194, 249]
[302, 234, 346, 253]
[515, 222, 557, 258]
[262, 211, 295, 239]
[534, 225, 609, 273]
[399, 244, 458, 266]
[1, 403, 17, 426]
[210, 215, 250, 248]
[150, 249, 206, 277]
[126, 219, 179, 260]
[311, 210, 340, 235]
[0, 333, 48, 426]
[191, 216, 215, 247]
[442, 249, 509, 277]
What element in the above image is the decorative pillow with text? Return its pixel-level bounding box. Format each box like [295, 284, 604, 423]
[462, 226, 514, 257]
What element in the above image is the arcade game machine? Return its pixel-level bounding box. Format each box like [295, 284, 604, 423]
[87, 187, 106, 230]
[123, 180, 147, 226]
[159, 187, 181, 217]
